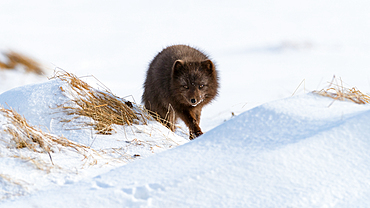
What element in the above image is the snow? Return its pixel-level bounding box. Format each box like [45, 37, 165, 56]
[2, 92, 370, 207]
[0, 79, 188, 203]
[1, 0, 370, 207]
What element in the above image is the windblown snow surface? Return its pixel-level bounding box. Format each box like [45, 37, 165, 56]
[1, 80, 370, 207]
[1, 0, 370, 207]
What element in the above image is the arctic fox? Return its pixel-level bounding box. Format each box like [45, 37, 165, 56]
[142, 45, 219, 139]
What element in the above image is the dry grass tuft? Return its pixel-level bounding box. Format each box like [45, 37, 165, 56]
[50, 70, 151, 134]
[1, 107, 96, 171]
[2, 108, 52, 154]
[313, 76, 370, 104]
[0, 51, 44, 75]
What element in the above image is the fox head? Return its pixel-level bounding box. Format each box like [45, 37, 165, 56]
[171, 59, 218, 107]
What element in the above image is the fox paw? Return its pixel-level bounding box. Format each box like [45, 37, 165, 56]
[189, 130, 203, 140]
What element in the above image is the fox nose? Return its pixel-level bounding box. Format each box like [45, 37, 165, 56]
[191, 99, 196, 104]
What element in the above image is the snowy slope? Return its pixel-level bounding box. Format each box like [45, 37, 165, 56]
[2, 93, 370, 207]
[1, 0, 370, 207]
[0, 79, 188, 201]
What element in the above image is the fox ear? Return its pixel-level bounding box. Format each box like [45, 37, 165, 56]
[172, 60, 184, 78]
[201, 60, 215, 74]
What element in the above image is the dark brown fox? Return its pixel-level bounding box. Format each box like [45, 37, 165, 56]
[142, 45, 219, 139]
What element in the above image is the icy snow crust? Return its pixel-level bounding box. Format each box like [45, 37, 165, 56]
[1, 80, 370, 207]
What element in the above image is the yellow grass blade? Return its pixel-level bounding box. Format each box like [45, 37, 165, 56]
[313, 76, 370, 104]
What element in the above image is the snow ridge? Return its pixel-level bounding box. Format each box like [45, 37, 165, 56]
[2, 92, 370, 207]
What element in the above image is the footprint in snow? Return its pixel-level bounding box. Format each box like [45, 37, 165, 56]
[122, 183, 165, 200]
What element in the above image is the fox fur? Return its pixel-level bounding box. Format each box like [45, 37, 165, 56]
[142, 45, 219, 139]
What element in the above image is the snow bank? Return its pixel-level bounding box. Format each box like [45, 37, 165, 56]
[0, 79, 187, 201]
[2, 93, 370, 207]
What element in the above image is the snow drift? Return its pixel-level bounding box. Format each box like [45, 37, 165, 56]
[1, 79, 370, 207]
[0, 78, 187, 202]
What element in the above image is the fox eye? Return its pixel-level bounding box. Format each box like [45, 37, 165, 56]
[183, 85, 189, 89]
[199, 85, 204, 89]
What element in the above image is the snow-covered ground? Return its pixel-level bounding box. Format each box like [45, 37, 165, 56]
[1, 85, 370, 207]
[1, 0, 370, 207]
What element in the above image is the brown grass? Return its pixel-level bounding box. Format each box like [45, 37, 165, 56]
[50, 70, 151, 135]
[0, 107, 98, 171]
[313, 76, 370, 104]
[0, 51, 44, 75]
[2, 108, 52, 153]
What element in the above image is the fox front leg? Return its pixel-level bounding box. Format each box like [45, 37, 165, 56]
[180, 109, 203, 140]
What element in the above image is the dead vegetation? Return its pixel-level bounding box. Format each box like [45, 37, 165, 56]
[0, 51, 44, 75]
[50, 70, 151, 135]
[313, 76, 370, 104]
[2, 107, 54, 154]
[0, 107, 97, 172]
